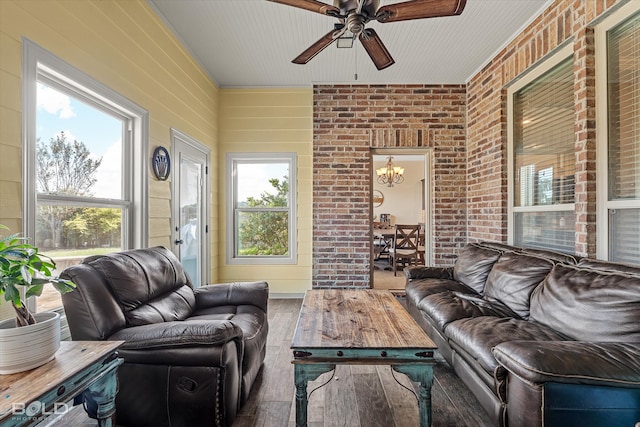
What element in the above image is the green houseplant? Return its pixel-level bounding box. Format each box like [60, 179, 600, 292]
[0, 224, 75, 327]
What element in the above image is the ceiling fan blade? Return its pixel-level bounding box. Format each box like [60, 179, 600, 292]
[267, 0, 340, 17]
[292, 28, 341, 64]
[376, 0, 466, 23]
[359, 29, 395, 70]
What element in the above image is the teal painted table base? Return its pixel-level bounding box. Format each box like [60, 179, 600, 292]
[293, 350, 435, 427]
[290, 291, 437, 427]
[0, 341, 124, 427]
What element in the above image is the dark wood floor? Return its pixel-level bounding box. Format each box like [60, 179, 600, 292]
[56, 297, 493, 426]
[233, 298, 493, 427]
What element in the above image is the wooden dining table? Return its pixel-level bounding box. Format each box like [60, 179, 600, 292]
[373, 227, 395, 261]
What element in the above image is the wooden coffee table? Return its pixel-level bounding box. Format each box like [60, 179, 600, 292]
[291, 289, 437, 427]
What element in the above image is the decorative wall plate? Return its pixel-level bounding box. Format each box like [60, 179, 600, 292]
[153, 146, 171, 181]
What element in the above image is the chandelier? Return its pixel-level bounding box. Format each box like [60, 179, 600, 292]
[376, 156, 404, 187]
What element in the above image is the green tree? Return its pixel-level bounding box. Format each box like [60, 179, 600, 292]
[36, 132, 103, 248]
[64, 208, 121, 248]
[37, 131, 102, 195]
[238, 177, 289, 256]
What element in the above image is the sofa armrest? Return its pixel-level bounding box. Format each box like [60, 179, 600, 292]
[194, 281, 269, 312]
[493, 341, 640, 388]
[109, 319, 242, 350]
[404, 266, 453, 280]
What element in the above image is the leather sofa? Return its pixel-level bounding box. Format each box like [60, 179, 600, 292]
[404, 242, 640, 426]
[60, 246, 269, 427]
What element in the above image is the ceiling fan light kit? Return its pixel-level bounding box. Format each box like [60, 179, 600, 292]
[268, 0, 466, 70]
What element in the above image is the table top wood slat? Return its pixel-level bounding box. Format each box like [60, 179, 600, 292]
[0, 340, 123, 418]
[291, 290, 436, 350]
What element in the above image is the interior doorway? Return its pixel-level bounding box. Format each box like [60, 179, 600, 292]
[371, 151, 430, 290]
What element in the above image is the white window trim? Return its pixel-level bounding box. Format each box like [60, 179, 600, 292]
[22, 38, 148, 251]
[226, 152, 297, 265]
[506, 43, 574, 245]
[595, 2, 640, 260]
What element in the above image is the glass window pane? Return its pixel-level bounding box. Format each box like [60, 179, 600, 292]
[608, 13, 640, 201]
[514, 211, 575, 253]
[514, 58, 575, 207]
[37, 82, 123, 200]
[227, 153, 296, 264]
[236, 162, 289, 207]
[609, 208, 640, 264]
[36, 206, 123, 312]
[237, 211, 289, 256]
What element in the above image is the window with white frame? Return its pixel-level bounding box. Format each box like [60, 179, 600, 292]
[23, 40, 148, 312]
[226, 153, 296, 264]
[508, 46, 575, 253]
[597, 5, 640, 265]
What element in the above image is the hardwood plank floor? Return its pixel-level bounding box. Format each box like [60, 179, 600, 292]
[235, 298, 493, 427]
[54, 298, 493, 426]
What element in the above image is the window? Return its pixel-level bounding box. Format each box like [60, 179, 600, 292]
[226, 153, 296, 264]
[23, 40, 148, 312]
[508, 46, 575, 253]
[597, 5, 640, 265]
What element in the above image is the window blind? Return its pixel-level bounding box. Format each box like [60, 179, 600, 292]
[607, 12, 640, 264]
[512, 58, 575, 253]
[514, 58, 575, 207]
[608, 14, 640, 200]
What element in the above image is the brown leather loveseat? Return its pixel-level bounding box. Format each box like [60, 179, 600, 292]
[405, 242, 640, 427]
[60, 246, 269, 427]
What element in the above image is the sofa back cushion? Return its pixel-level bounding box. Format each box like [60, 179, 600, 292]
[85, 246, 196, 326]
[530, 264, 640, 342]
[521, 248, 579, 265]
[577, 258, 640, 277]
[453, 244, 502, 293]
[484, 252, 555, 319]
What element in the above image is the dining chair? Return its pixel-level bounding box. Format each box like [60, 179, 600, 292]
[389, 224, 421, 276]
[417, 229, 426, 265]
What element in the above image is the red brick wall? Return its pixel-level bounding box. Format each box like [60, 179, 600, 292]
[466, 0, 616, 256]
[313, 85, 466, 288]
[312, 0, 622, 288]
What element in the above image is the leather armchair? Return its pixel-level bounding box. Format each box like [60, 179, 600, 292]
[61, 246, 269, 427]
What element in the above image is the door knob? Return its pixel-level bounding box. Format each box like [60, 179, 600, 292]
[175, 239, 184, 245]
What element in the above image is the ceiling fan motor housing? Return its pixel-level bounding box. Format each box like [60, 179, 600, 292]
[334, 0, 379, 18]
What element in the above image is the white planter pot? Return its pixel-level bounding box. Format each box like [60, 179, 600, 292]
[0, 311, 61, 375]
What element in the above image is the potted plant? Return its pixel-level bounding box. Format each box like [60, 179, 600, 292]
[0, 224, 75, 374]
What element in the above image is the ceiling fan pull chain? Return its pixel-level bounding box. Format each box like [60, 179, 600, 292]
[355, 41, 358, 81]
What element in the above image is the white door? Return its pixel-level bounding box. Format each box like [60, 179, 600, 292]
[171, 129, 210, 287]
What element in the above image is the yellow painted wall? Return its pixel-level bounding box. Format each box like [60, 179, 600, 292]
[218, 88, 313, 295]
[0, 0, 219, 318]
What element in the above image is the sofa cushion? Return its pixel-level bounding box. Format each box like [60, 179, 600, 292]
[476, 241, 521, 253]
[530, 264, 640, 342]
[521, 247, 579, 265]
[492, 341, 640, 388]
[420, 291, 518, 331]
[452, 244, 503, 293]
[445, 316, 567, 377]
[577, 258, 640, 277]
[483, 252, 555, 319]
[85, 246, 196, 326]
[405, 278, 478, 305]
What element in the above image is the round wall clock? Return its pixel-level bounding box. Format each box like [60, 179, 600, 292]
[373, 189, 384, 207]
[152, 146, 171, 181]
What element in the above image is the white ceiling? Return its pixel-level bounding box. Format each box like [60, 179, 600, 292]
[148, 0, 553, 88]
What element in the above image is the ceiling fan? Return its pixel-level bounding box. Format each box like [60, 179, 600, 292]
[267, 0, 467, 70]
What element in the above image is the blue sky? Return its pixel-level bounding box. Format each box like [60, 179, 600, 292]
[36, 82, 123, 199]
